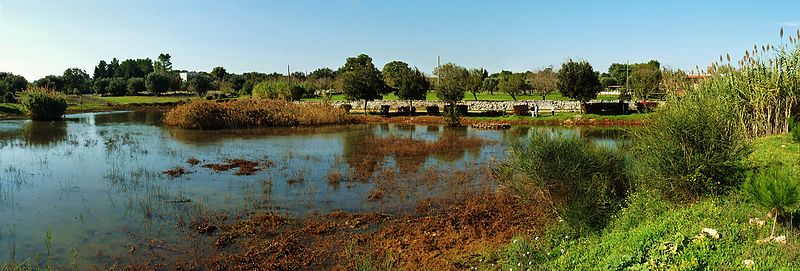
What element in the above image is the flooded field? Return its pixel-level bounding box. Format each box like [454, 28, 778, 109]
[0, 111, 627, 268]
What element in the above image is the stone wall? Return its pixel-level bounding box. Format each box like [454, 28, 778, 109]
[315, 99, 635, 112]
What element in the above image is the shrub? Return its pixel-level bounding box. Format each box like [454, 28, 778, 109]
[252, 80, 291, 100]
[163, 99, 353, 129]
[743, 166, 800, 237]
[339, 104, 352, 112]
[496, 134, 629, 232]
[19, 87, 68, 121]
[512, 105, 529, 116]
[426, 105, 439, 116]
[127, 78, 146, 95]
[107, 78, 127, 96]
[631, 89, 749, 200]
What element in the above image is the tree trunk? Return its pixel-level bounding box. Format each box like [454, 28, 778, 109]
[771, 209, 778, 238]
[409, 100, 413, 116]
[511, 93, 517, 101]
[364, 100, 368, 116]
[473, 92, 478, 101]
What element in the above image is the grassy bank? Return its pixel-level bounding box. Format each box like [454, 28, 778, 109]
[486, 134, 799, 270]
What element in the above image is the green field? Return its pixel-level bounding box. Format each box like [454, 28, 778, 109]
[305, 92, 619, 101]
[470, 112, 651, 122]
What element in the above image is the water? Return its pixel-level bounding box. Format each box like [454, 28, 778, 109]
[0, 111, 628, 268]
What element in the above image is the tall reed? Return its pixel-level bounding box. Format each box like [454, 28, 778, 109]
[701, 29, 800, 137]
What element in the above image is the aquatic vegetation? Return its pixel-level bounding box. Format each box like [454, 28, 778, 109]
[202, 159, 268, 176]
[361, 134, 491, 158]
[163, 99, 355, 129]
[19, 87, 67, 121]
[162, 166, 187, 178]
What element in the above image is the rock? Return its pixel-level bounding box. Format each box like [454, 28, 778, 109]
[744, 259, 754, 269]
[774, 235, 787, 244]
[701, 228, 720, 239]
[749, 218, 766, 227]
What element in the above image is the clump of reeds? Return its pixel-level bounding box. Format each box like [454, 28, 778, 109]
[163, 99, 354, 129]
[19, 86, 68, 121]
[699, 28, 800, 137]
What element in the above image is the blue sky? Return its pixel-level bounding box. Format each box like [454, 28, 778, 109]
[0, 0, 798, 80]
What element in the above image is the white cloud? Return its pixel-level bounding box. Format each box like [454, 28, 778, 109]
[778, 21, 800, 28]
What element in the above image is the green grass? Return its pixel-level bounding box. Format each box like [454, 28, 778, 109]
[747, 134, 800, 172]
[304, 92, 619, 102]
[487, 134, 800, 270]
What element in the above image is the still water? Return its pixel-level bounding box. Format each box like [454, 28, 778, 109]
[0, 111, 627, 268]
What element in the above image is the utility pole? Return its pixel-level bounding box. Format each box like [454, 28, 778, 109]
[287, 65, 291, 84]
[437, 56, 441, 86]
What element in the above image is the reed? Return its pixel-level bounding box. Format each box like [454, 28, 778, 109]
[700, 29, 800, 137]
[163, 99, 354, 129]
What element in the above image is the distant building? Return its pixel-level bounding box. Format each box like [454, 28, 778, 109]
[179, 71, 198, 82]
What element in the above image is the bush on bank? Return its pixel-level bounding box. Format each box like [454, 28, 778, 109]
[630, 89, 750, 201]
[19, 86, 68, 121]
[496, 134, 629, 232]
[163, 99, 352, 129]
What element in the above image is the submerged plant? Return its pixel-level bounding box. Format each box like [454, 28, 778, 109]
[743, 166, 800, 237]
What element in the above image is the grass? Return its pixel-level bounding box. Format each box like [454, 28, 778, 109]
[95, 95, 196, 104]
[489, 134, 800, 270]
[304, 92, 620, 101]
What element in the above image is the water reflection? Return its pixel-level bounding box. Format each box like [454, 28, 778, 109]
[21, 121, 67, 147]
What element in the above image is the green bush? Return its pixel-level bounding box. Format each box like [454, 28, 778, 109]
[252, 80, 291, 100]
[127, 78, 146, 95]
[108, 78, 127, 96]
[496, 134, 629, 232]
[19, 87, 68, 121]
[631, 90, 749, 200]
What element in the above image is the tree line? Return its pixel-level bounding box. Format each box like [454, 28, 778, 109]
[1, 53, 677, 103]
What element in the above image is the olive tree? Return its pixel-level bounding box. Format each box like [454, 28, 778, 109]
[434, 63, 469, 125]
[499, 72, 526, 101]
[529, 67, 558, 100]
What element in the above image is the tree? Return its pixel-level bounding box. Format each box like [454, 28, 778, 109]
[308, 68, 336, 81]
[557, 60, 602, 103]
[93, 60, 110, 79]
[33, 75, 64, 92]
[92, 78, 110, 95]
[127, 78, 146, 95]
[146, 72, 172, 95]
[629, 60, 662, 100]
[155, 53, 173, 73]
[117, 59, 153, 79]
[498, 73, 525, 101]
[529, 67, 558, 100]
[337, 54, 388, 115]
[107, 78, 128, 96]
[62, 68, 90, 94]
[482, 77, 499, 95]
[434, 63, 469, 104]
[467, 68, 487, 100]
[189, 73, 214, 96]
[382, 61, 410, 91]
[210, 66, 228, 81]
[0, 72, 28, 93]
[394, 68, 430, 114]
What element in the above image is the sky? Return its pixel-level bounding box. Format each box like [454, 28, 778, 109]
[0, 0, 798, 80]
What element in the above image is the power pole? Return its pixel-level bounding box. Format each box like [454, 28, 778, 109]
[437, 56, 441, 86]
[625, 61, 629, 100]
[287, 65, 291, 83]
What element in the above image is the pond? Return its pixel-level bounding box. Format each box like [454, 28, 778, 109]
[0, 111, 628, 268]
